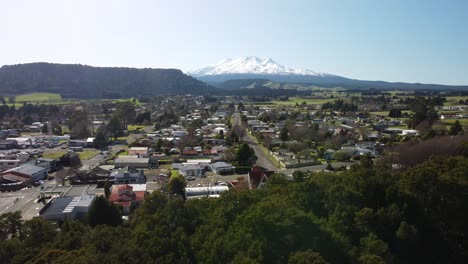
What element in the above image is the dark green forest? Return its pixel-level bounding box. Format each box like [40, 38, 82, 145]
[0, 63, 214, 98]
[1, 150, 468, 263]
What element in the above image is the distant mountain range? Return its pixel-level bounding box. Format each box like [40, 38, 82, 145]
[1, 60, 466, 100]
[189, 56, 468, 90]
[0, 63, 214, 98]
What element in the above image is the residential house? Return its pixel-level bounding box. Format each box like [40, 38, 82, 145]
[247, 166, 274, 189]
[177, 164, 204, 177]
[108, 184, 146, 214]
[129, 147, 149, 157]
[86, 138, 95, 147]
[111, 166, 146, 184]
[211, 162, 235, 175]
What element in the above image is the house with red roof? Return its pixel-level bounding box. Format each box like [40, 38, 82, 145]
[246, 166, 275, 189]
[108, 184, 146, 214]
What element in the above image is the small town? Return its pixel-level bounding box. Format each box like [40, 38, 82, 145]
[1, 1, 468, 263]
[1, 91, 466, 222]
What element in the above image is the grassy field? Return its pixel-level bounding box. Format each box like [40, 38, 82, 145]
[444, 96, 468, 106]
[248, 97, 339, 107]
[440, 118, 468, 129]
[369, 110, 414, 117]
[170, 169, 180, 177]
[127, 125, 146, 131]
[14, 93, 62, 103]
[78, 149, 100, 160]
[112, 98, 143, 106]
[42, 149, 100, 160]
[42, 150, 67, 160]
[369, 111, 389, 116]
[5, 94, 147, 107]
[117, 150, 129, 156]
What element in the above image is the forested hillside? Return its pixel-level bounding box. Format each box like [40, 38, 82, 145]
[0, 63, 214, 98]
[1, 149, 467, 263]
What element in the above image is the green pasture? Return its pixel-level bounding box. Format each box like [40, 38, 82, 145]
[444, 96, 468, 106]
[14, 93, 62, 103]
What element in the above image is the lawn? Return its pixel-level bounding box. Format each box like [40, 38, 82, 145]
[170, 169, 180, 177]
[117, 150, 129, 156]
[127, 125, 145, 131]
[441, 118, 468, 125]
[252, 97, 338, 107]
[42, 150, 67, 160]
[370, 110, 414, 117]
[78, 149, 100, 160]
[14, 93, 62, 103]
[42, 149, 100, 160]
[113, 98, 143, 106]
[440, 118, 468, 129]
[246, 95, 348, 107]
[369, 111, 389, 116]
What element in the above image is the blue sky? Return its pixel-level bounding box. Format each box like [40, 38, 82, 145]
[1, 0, 467, 85]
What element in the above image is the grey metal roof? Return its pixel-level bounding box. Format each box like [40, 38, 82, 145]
[180, 164, 203, 171]
[8, 164, 46, 176]
[211, 162, 234, 170]
[115, 157, 149, 163]
[40, 197, 74, 217]
[0, 139, 17, 144]
[110, 167, 144, 179]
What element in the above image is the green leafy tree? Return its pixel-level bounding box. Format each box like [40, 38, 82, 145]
[292, 171, 306, 182]
[360, 153, 374, 168]
[289, 250, 329, 264]
[104, 180, 111, 199]
[235, 142, 256, 166]
[167, 175, 186, 197]
[0, 211, 22, 240]
[388, 109, 402, 118]
[280, 126, 289, 141]
[107, 115, 123, 141]
[88, 196, 122, 228]
[449, 120, 464, 135]
[93, 131, 107, 149]
[41, 123, 48, 134]
[115, 101, 136, 129]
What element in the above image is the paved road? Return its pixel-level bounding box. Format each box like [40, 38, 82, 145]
[233, 112, 280, 171]
[282, 161, 357, 175]
[80, 153, 105, 171]
[242, 131, 280, 171]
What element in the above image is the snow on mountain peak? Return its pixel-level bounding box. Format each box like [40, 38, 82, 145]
[189, 57, 328, 76]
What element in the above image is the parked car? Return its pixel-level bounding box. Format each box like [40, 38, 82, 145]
[187, 176, 196, 181]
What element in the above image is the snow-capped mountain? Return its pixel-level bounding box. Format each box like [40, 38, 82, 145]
[187, 56, 468, 90]
[189, 56, 329, 76]
[188, 56, 347, 84]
